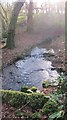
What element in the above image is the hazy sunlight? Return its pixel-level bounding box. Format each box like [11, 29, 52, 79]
[1, 0, 65, 5]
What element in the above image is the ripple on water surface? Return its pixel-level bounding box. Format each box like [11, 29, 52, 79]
[2, 47, 59, 91]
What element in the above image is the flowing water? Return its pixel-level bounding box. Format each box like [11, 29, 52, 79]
[2, 47, 59, 91]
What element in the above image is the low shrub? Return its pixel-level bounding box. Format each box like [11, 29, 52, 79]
[48, 110, 65, 120]
[21, 86, 29, 93]
[42, 80, 50, 88]
[42, 93, 65, 120]
[31, 112, 42, 120]
[42, 100, 58, 115]
[57, 75, 67, 93]
[1, 90, 27, 107]
[15, 111, 31, 119]
[0, 90, 49, 109]
[30, 86, 38, 92]
[15, 111, 24, 117]
[27, 93, 49, 110]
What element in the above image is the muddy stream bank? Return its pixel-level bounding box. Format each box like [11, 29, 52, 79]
[2, 47, 63, 91]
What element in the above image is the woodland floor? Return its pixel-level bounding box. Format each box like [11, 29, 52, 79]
[1, 24, 66, 120]
[1, 87, 57, 120]
[2, 25, 65, 71]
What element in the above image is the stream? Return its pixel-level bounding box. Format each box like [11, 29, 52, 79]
[2, 47, 59, 91]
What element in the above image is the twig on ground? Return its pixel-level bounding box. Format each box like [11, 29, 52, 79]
[14, 102, 30, 113]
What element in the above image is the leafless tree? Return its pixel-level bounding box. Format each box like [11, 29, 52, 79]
[7, 0, 25, 49]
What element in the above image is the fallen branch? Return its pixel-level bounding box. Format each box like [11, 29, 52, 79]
[14, 102, 30, 113]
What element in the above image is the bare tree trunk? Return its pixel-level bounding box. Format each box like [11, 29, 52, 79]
[65, 1, 67, 119]
[0, 15, 2, 41]
[7, 1, 24, 49]
[27, 0, 33, 32]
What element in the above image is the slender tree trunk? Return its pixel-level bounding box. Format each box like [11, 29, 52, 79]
[65, 1, 67, 119]
[27, 0, 33, 32]
[7, 1, 24, 49]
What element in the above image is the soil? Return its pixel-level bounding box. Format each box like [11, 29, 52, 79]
[2, 25, 65, 71]
[1, 103, 48, 120]
[1, 23, 65, 120]
[1, 87, 56, 120]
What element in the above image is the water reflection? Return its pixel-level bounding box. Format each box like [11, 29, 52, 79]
[2, 47, 59, 91]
